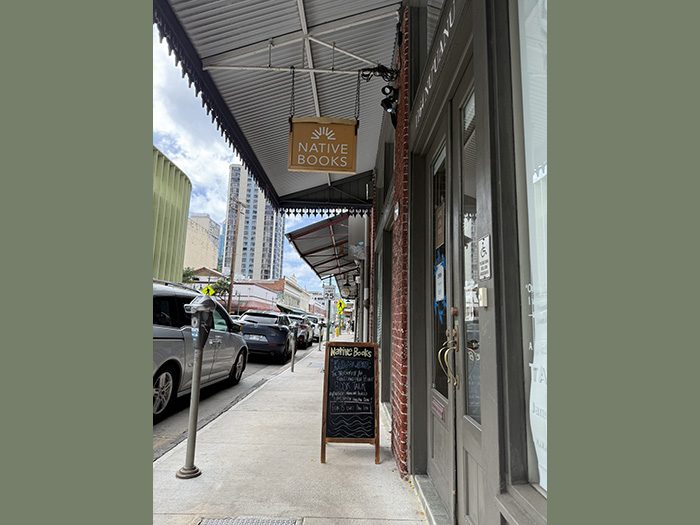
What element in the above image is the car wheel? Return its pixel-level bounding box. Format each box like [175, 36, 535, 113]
[229, 351, 245, 386]
[153, 366, 177, 419]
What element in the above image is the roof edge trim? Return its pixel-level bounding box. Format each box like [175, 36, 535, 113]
[153, 0, 280, 208]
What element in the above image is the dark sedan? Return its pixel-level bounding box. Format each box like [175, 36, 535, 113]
[237, 311, 294, 363]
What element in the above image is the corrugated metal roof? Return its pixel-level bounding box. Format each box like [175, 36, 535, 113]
[154, 0, 402, 213]
[286, 213, 360, 281]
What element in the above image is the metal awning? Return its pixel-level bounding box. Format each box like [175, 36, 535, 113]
[276, 304, 308, 316]
[153, 0, 402, 214]
[286, 213, 361, 284]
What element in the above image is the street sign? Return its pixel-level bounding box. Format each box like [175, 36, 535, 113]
[337, 299, 346, 313]
[201, 285, 215, 296]
[323, 285, 335, 300]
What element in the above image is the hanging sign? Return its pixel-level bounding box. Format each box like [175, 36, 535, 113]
[288, 117, 358, 174]
[435, 203, 445, 249]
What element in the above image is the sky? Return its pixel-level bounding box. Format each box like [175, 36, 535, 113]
[153, 25, 329, 293]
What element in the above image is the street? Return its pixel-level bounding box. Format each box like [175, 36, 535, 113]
[153, 339, 325, 461]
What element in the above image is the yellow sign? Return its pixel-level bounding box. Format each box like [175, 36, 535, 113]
[288, 117, 358, 174]
[201, 285, 215, 296]
[337, 299, 346, 312]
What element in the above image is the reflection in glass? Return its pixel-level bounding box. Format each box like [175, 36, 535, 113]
[518, 0, 547, 491]
[461, 95, 480, 423]
[432, 150, 448, 397]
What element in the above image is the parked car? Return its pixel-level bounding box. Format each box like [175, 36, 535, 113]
[153, 281, 248, 420]
[237, 310, 294, 362]
[306, 315, 321, 342]
[288, 314, 311, 349]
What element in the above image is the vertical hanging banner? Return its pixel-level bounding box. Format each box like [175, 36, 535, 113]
[321, 341, 379, 464]
[288, 117, 358, 174]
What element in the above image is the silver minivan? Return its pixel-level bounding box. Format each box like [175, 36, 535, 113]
[153, 281, 248, 419]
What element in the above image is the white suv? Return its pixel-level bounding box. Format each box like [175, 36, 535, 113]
[153, 281, 247, 419]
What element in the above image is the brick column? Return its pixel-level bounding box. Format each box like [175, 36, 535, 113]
[391, 7, 411, 478]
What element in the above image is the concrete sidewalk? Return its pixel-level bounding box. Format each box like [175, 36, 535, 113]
[153, 334, 428, 525]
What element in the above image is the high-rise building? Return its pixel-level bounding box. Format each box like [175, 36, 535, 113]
[217, 226, 225, 271]
[189, 213, 220, 246]
[183, 214, 220, 270]
[222, 164, 285, 281]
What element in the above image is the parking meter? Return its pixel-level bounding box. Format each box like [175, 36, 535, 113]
[184, 295, 216, 350]
[177, 294, 217, 480]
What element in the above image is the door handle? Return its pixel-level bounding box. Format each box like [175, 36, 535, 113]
[437, 340, 451, 380]
[443, 343, 460, 389]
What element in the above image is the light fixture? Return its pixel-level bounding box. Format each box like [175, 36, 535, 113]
[381, 84, 397, 97]
[339, 275, 359, 300]
[380, 85, 399, 114]
[381, 96, 395, 113]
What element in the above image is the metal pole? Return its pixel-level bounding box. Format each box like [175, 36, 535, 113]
[204, 65, 360, 76]
[291, 336, 296, 372]
[227, 197, 248, 312]
[177, 340, 204, 478]
[325, 277, 332, 346]
[176, 304, 213, 479]
[326, 299, 331, 345]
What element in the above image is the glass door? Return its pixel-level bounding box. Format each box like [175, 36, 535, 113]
[451, 82, 487, 525]
[426, 144, 456, 517]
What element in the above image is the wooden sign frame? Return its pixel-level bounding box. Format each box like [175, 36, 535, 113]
[288, 117, 358, 174]
[321, 341, 379, 464]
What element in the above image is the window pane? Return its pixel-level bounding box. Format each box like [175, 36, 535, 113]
[518, 0, 548, 492]
[461, 95, 480, 424]
[432, 148, 448, 397]
[153, 297, 174, 327]
[212, 308, 229, 331]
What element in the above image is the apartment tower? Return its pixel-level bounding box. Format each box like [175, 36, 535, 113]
[222, 164, 285, 280]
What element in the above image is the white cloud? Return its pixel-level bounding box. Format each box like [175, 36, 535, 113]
[153, 25, 239, 225]
[154, 26, 327, 294]
[284, 214, 310, 232]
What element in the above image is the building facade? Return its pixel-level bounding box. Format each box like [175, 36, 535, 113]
[371, 1, 548, 524]
[153, 1, 546, 522]
[183, 214, 220, 270]
[153, 146, 191, 283]
[222, 164, 285, 281]
[217, 228, 225, 271]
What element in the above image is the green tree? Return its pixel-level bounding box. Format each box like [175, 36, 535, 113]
[212, 279, 230, 296]
[182, 267, 196, 283]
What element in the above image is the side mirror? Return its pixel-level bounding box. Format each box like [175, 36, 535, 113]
[231, 322, 242, 334]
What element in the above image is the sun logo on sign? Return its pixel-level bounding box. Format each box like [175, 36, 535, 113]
[311, 126, 336, 140]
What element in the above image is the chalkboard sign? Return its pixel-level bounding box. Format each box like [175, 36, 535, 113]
[321, 341, 379, 464]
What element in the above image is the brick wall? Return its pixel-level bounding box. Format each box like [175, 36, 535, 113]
[391, 7, 411, 478]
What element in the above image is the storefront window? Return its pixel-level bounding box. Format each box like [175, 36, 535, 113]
[517, 0, 547, 492]
[461, 96, 480, 424]
[432, 148, 448, 397]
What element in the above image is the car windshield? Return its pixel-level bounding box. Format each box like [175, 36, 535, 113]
[240, 313, 278, 324]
